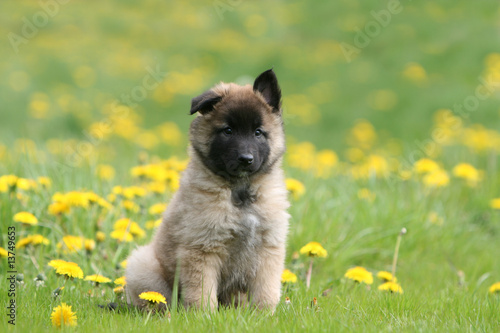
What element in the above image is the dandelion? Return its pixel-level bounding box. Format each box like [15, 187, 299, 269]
[57, 235, 84, 253]
[114, 286, 124, 294]
[452, 163, 482, 186]
[50, 303, 77, 328]
[114, 276, 126, 286]
[122, 200, 140, 212]
[146, 219, 162, 230]
[300, 242, 327, 258]
[13, 212, 38, 225]
[96, 231, 106, 242]
[53, 261, 84, 280]
[85, 274, 111, 286]
[110, 229, 134, 242]
[286, 178, 305, 200]
[113, 218, 145, 239]
[489, 282, 500, 293]
[344, 267, 373, 285]
[414, 158, 440, 174]
[377, 271, 396, 283]
[300, 241, 327, 289]
[120, 260, 128, 269]
[139, 291, 167, 305]
[423, 169, 450, 188]
[48, 202, 71, 215]
[37, 176, 52, 189]
[16, 234, 50, 248]
[490, 198, 500, 210]
[281, 269, 297, 284]
[149, 203, 167, 215]
[0, 247, 8, 257]
[378, 281, 403, 293]
[84, 239, 96, 252]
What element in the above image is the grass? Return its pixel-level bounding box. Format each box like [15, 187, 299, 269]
[1, 0, 500, 331]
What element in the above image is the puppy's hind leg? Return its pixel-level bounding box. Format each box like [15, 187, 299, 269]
[125, 245, 171, 310]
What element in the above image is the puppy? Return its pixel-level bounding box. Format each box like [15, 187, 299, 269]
[125, 69, 290, 311]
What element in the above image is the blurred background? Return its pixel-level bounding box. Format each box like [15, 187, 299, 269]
[0, 0, 499, 175]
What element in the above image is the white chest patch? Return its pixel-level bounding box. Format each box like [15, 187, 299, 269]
[241, 213, 260, 234]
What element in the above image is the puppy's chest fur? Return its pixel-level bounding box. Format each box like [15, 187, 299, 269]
[216, 206, 263, 299]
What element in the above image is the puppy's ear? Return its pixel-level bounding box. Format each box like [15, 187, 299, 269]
[190, 90, 222, 115]
[253, 69, 281, 112]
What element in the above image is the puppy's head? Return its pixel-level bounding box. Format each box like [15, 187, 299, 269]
[189, 69, 285, 180]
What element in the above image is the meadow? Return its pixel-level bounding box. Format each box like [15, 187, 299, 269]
[1, 0, 500, 331]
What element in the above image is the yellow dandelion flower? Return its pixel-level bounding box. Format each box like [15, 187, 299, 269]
[112, 186, 123, 195]
[51, 303, 77, 328]
[414, 158, 440, 174]
[139, 291, 167, 304]
[344, 266, 373, 285]
[84, 239, 96, 251]
[96, 231, 106, 242]
[452, 163, 482, 186]
[55, 262, 84, 279]
[84, 274, 111, 284]
[48, 201, 71, 215]
[13, 212, 38, 225]
[122, 200, 140, 212]
[402, 62, 427, 83]
[110, 229, 133, 242]
[300, 241, 327, 258]
[281, 269, 297, 283]
[48, 259, 70, 269]
[114, 276, 126, 286]
[114, 286, 124, 294]
[64, 191, 90, 208]
[147, 181, 167, 194]
[376, 271, 397, 282]
[490, 198, 500, 210]
[16, 178, 37, 191]
[286, 178, 305, 200]
[423, 169, 450, 188]
[1, 174, 19, 189]
[57, 235, 84, 253]
[489, 282, 500, 293]
[16, 234, 49, 248]
[146, 219, 162, 230]
[37, 176, 52, 189]
[122, 186, 147, 199]
[149, 203, 167, 215]
[0, 247, 8, 257]
[378, 281, 403, 293]
[120, 260, 127, 268]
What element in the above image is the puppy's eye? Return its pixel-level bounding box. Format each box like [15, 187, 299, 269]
[255, 129, 263, 137]
[223, 127, 232, 135]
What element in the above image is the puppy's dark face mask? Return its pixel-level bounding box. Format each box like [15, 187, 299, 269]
[208, 106, 270, 178]
[189, 69, 283, 181]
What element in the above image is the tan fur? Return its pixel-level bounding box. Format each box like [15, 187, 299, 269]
[125, 80, 289, 312]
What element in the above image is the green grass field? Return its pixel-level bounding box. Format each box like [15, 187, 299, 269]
[1, 0, 500, 331]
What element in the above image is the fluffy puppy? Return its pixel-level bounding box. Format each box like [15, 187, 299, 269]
[125, 69, 289, 311]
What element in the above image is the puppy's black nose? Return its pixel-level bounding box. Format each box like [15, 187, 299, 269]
[238, 153, 254, 165]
